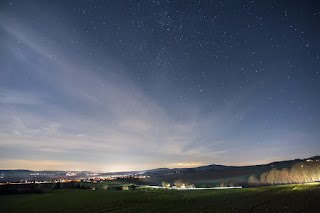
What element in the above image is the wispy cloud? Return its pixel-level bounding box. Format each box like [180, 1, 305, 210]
[168, 162, 204, 168]
[0, 13, 223, 171]
[0, 4, 318, 172]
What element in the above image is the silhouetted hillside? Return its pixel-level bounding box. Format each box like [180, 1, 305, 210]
[141, 156, 320, 186]
[1, 156, 319, 186]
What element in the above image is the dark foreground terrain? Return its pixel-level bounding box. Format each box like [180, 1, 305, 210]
[1, 183, 319, 213]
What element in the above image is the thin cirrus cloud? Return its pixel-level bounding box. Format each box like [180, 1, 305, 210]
[1, 4, 319, 172]
[0, 13, 230, 171]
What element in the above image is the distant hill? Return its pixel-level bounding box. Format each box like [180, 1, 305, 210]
[141, 156, 320, 186]
[1, 156, 319, 185]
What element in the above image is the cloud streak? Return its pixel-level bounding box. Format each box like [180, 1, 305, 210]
[0, 3, 318, 172]
[1, 12, 223, 171]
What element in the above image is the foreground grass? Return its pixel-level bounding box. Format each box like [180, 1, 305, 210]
[1, 183, 319, 212]
[192, 175, 250, 187]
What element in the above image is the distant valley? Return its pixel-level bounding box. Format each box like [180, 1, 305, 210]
[1, 155, 319, 187]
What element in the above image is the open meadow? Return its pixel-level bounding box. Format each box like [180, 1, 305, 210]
[1, 183, 319, 213]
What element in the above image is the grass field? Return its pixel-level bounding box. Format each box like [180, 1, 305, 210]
[191, 175, 250, 187]
[1, 183, 319, 212]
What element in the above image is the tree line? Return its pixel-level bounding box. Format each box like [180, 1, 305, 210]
[248, 160, 320, 185]
[162, 180, 195, 188]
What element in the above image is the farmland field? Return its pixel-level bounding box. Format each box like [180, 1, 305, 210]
[1, 183, 319, 212]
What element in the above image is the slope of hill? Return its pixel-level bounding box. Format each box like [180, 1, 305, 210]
[2, 183, 320, 212]
[1, 156, 319, 186]
[142, 156, 320, 186]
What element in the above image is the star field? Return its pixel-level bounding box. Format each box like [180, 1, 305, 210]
[0, 0, 319, 171]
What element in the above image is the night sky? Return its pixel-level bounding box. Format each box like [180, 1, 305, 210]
[0, 0, 319, 172]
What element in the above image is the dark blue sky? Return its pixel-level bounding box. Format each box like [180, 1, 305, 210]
[0, 0, 319, 171]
